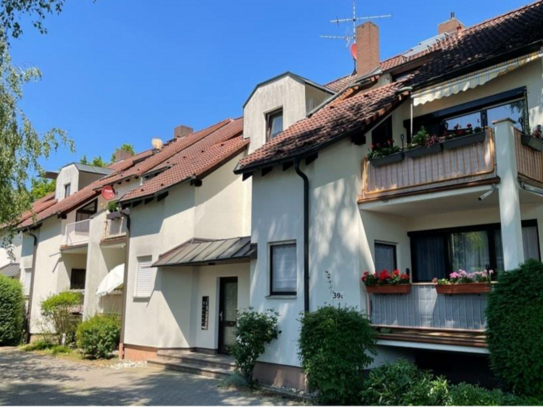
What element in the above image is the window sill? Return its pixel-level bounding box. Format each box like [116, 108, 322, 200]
[266, 294, 297, 300]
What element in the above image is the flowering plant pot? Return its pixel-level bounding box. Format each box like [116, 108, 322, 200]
[366, 284, 412, 294]
[404, 143, 442, 159]
[370, 151, 404, 167]
[362, 270, 411, 294]
[435, 283, 491, 295]
[442, 131, 486, 151]
[521, 134, 543, 152]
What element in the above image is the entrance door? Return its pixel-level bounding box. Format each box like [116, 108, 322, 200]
[218, 277, 238, 354]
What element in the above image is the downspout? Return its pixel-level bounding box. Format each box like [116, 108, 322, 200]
[294, 159, 310, 313]
[25, 230, 39, 343]
[119, 208, 131, 359]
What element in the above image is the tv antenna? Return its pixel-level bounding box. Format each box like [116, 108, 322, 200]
[320, 0, 392, 48]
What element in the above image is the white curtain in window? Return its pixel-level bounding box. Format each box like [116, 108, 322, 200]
[451, 231, 490, 272]
[272, 244, 296, 292]
[522, 226, 540, 261]
[375, 244, 396, 272]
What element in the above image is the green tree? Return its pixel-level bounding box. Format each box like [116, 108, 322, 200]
[30, 178, 56, 201]
[80, 154, 106, 168]
[0, 0, 75, 242]
[110, 143, 135, 164]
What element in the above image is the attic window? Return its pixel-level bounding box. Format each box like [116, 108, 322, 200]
[64, 183, 71, 198]
[266, 108, 283, 141]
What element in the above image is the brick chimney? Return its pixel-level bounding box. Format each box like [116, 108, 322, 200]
[438, 12, 465, 35]
[356, 22, 380, 78]
[113, 148, 133, 163]
[173, 125, 193, 139]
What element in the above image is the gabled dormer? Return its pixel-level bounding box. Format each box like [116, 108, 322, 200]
[243, 72, 334, 153]
[54, 163, 113, 201]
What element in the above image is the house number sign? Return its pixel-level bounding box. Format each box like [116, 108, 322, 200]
[201, 296, 209, 330]
[332, 291, 345, 300]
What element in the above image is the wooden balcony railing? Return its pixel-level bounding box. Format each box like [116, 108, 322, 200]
[360, 129, 497, 202]
[515, 128, 543, 185]
[369, 284, 488, 332]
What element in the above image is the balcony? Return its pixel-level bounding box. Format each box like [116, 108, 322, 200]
[101, 216, 127, 246]
[360, 129, 498, 202]
[367, 284, 489, 350]
[62, 219, 90, 248]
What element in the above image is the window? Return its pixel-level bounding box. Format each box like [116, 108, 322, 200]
[371, 117, 393, 148]
[64, 183, 71, 198]
[70, 269, 86, 290]
[135, 256, 154, 298]
[270, 243, 296, 295]
[375, 242, 397, 271]
[24, 269, 32, 296]
[76, 200, 97, 222]
[404, 88, 528, 141]
[266, 109, 283, 141]
[410, 221, 540, 282]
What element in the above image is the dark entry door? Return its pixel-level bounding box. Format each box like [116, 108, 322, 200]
[218, 277, 238, 354]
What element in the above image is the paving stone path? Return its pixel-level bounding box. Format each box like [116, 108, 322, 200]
[0, 348, 298, 406]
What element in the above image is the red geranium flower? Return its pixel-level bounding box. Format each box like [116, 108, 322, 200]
[393, 269, 400, 276]
[379, 270, 390, 281]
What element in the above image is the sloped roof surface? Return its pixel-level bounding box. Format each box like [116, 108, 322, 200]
[153, 236, 255, 267]
[120, 118, 247, 202]
[240, 1, 543, 171]
[0, 263, 20, 278]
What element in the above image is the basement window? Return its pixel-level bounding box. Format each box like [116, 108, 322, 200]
[270, 242, 297, 295]
[266, 108, 283, 141]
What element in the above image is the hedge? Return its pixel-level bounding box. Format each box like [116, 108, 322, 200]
[0, 275, 24, 345]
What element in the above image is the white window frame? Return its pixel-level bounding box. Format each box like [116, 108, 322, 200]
[23, 269, 32, 296]
[134, 256, 155, 298]
[269, 241, 297, 296]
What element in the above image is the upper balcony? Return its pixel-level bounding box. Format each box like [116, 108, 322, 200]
[360, 127, 543, 203]
[61, 219, 90, 250]
[101, 215, 127, 247]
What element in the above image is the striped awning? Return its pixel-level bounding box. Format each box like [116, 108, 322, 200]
[153, 237, 256, 267]
[412, 50, 543, 106]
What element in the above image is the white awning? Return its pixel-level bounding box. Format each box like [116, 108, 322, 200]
[96, 264, 124, 297]
[412, 50, 543, 107]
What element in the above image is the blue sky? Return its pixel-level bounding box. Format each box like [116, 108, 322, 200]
[10, 0, 530, 173]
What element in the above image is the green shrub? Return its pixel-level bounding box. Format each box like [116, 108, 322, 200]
[218, 372, 251, 390]
[486, 259, 543, 397]
[41, 291, 82, 344]
[230, 309, 280, 382]
[0, 275, 24, 345]
[76, 314, 120, 359]
[361, 359, 449, 406]
[298, 305, 376, 405]
[447, 382, 543, 406]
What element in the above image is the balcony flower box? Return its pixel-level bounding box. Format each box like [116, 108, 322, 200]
[362, 270, 411, 294]
[435, 283, 490, 295]
[404, 143, 442, 159]
[370, 151, 404, 167]
[366, 284, 412, 294]
[521, 134, 543, 152]
[442, 131, 486, 151]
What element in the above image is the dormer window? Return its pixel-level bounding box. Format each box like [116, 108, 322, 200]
[64, 183, 71, 198]
[266, 108, 283, 141]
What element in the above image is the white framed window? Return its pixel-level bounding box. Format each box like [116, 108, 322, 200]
[23, 269, 32, 296]
[270, 242, 297, 295]
[134, 256, 155, 298]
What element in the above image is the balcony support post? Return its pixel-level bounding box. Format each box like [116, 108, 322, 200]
[494, 118, 525, 270]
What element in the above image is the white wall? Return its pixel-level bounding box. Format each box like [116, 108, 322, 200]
[0, 232, 22, 267]
[124, 155, 252, 349]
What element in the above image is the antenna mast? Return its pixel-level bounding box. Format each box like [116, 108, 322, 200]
[321, 0, 392, 47]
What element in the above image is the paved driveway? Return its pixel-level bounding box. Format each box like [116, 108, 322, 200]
[0, 348, 297, 406]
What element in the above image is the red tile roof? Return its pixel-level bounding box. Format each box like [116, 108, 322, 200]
[120, 118, 248, 203]
[238, 0, 543, 172]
